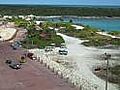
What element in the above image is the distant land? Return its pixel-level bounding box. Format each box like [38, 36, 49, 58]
[0, 4, 120, 8]
[0, 4, 120, 16]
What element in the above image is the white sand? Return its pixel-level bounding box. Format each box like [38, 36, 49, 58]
[97, 32, 120, 39]
[71, 25, 84, 30]
[57, 33, 120, 90]
[29, 33, 120, 90]
[0, 28, 17, 41]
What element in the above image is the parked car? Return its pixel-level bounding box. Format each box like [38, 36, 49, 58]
[20, 56, 27, 63]
[11, 41, 22, 50]
[27, 53, 34, 59]
[11, 43, 17, 50]
[59, 47, 68, 55]
[45, 46, 53, 52]
[6, 60, 21, 69]
[5, 60, 12, 64]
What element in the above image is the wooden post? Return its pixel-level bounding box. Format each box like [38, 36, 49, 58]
[52, 67, 54, 72]
[79, 85, 82, 90]
[44, 63, 47, 67]
[40, 60, 43, 64]
[104, 53, 111, 90]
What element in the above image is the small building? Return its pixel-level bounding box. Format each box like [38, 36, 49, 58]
[35, 21, 45, 25]
[18, 15, 25, 19]
[3, 16, 12, 19]
[3, 16, 9, 19]
[25, 14, 36, 21]
[28, 14, 35, 18]
[0, 15, 3, 18]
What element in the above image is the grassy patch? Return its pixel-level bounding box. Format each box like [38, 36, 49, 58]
[59, 26, 120, 47]
[110, 65, 120, 77]
[21, 32, 65, 49]
[108, 31, 120, 37]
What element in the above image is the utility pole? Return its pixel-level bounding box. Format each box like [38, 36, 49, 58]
[104, 53, 111, 90]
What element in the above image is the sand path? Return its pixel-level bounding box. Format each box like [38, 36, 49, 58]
[57, 33, 120, 90]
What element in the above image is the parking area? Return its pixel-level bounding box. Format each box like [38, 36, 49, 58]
[0, 42, 76, 90]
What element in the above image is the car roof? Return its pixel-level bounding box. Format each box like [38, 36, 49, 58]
[10, 60, 20, 64]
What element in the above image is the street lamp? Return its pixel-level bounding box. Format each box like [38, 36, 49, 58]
[104, 53, 111, 90]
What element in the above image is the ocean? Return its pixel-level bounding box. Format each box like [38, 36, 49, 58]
[48, 17, 120, 31]
[0, 4, 120, 31]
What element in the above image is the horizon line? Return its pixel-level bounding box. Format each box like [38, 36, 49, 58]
[0, 4, 120, 6]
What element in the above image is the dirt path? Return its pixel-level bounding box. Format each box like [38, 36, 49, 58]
[0, 29, 76, 90]
[57, 33, 120, 90]
[9, 27, 27, 42]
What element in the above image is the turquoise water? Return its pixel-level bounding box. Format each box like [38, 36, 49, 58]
[74, 18, 120, 31]
[49, 18, 120, 31]
[1, 5, 120, 31]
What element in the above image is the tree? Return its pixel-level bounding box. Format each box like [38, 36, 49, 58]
[69, 19, 73, 23]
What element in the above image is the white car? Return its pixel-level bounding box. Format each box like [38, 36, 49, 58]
[59, 46, 68, 55]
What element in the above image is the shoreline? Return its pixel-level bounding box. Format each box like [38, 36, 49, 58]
[35, 15, 120, 19]
[64, 16, 120, 19]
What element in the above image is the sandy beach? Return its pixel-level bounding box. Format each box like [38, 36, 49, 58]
[71, 25, 84, 30]
[97, 32, 120, 39]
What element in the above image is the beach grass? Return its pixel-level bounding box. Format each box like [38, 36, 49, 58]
[59, 25, 120, 46]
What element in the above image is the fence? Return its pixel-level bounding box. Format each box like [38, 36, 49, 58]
[29, 49, 99, 90]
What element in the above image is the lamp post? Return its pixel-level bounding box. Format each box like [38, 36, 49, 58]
[104, 53, 111, 90]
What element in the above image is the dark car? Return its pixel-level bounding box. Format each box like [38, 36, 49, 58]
[59, 50, 68, 55]
[11, 41, 22, 50]
[6, 60, 21, 69]
[5, 60, 12, 64]
[27, 53, 34, 59]
[11, 43, 18, 50]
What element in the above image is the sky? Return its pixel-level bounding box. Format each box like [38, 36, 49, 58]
[0, 0, 120, 5]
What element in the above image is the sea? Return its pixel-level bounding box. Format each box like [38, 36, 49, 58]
[48, 17, 120, 31]
[0, 4, 120, 31]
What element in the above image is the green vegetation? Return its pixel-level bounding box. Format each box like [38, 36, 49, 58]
[109, 65, 120, 87]
[22, 33, 65, 49]
[10, 18, 36, 29]
[110, 65, 120, 77]
[14, 18, 29, 28]
[94, 65, 120, 87]
[59, 26, 120, 46]
[12, 18, 65, 49]
[42, 21, 72, 28]
[7, 18, 120, 47]
[0, 5, 120, 16]
[108, 31, 120, 37]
